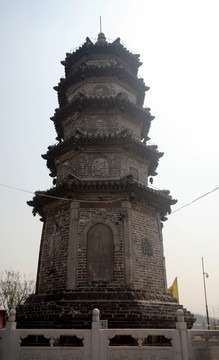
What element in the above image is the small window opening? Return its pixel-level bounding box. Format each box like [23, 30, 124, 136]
[54, 335, 83, 347]
[143, 335, 172, 346]
[109, 335, 138, 346]
[20, 335, 50, 347]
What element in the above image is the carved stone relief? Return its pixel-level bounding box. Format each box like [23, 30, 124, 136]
[62, 160, 71, 180]
[93, 84, 109, 97]
[90, 157, 110, 177]
[108, 349, 172, 360]
[141, 238, 154, 256]
[66, 82, 136, 103]
[80, 114, 118, 134]
[47, 215, 68, 259]
[130, 166, 139, 180]
[20, 349, 82, 360]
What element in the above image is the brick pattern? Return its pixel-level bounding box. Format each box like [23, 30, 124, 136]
[63, 113, 141, 140]
[55, 150, 148, 185]
[70, 55, 135, 76]
[66, 80, 137, 104]
[16, 290, 195, 330]
[37, 201, 166, 296]
[37, 205, 70, 294]
[131, 207, 165, 293]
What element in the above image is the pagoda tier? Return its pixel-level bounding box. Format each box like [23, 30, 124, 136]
[16, 33, 195, 330]
[62, 35, 142, 77]
[42, 132, 163, 178]
[51, 95, 154, 141]
[54, 62, 149, 108]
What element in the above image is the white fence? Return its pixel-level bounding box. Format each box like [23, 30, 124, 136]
[1, 308, 219, 360]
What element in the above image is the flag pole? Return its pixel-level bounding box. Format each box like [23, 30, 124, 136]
[202, 257, 210, 329]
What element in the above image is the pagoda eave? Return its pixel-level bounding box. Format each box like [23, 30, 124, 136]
[52, 96, 153, 123]
[28, 177, 176, 220]
[63, 37, 142, 77]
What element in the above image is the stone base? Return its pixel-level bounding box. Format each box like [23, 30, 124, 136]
[16, 289, 195, 329]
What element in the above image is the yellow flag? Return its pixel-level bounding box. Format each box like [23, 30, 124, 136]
[168, 277, 179, 302]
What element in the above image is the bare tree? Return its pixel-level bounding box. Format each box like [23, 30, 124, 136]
[0, 270, 35, 311]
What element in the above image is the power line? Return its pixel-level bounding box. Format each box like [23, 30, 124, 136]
[0, 183, 70, 201]
[0, 183, 123, 203]
[1, 183, 219, 213]
[171, 186, 219, 214]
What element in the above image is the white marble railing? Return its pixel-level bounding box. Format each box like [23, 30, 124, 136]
[188, 329, 219, 360]
[1, 308, 219, 360]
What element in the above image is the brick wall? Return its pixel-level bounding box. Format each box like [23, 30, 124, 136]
[77, 207, 125, 288]
[63, 112, 141, 140]
[55, 150, 148, 186]
[37, 199, 166, 295]
[131, 204, 166, 293]
[66, 79, 137, 104]
[37, 203, 70, 293]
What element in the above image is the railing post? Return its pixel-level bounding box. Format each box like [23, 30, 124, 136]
[91, 308, 100, 360]
[1, 309, 17, 360]
[176, 309, 189, 360]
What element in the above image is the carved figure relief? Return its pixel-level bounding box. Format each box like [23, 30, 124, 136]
[49, 228, 61, 258]
[142, 238, 154, 256]
[93, 84, 109, 97]
[48, 215, 68, 258]
[130, 167, 139, 180]
[87, 223, 114, 282]
[62, 160, 70, 180]
[91, 157, 110, 177]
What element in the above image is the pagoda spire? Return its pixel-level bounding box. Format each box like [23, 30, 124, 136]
[100, 15, 102, 33]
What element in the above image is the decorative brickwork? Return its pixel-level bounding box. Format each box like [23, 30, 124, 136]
[62, 113, 141, 140]
[17, 33, 195, 329]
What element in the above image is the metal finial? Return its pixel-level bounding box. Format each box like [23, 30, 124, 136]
[100, 16, 102, 33]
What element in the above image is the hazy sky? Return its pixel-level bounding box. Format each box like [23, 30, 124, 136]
[1, 0, 219, 318]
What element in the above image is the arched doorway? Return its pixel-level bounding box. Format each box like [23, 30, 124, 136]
[87, 223, 114, 283]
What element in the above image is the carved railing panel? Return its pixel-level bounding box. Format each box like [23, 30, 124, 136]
[108, 348, 173, 360]
[100, 328, 182, 360]
[20, 348, 82, 360]
[10, 329, 90, 360]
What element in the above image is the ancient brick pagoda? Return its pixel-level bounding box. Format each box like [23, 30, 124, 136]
[17, 33, 194, 329]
